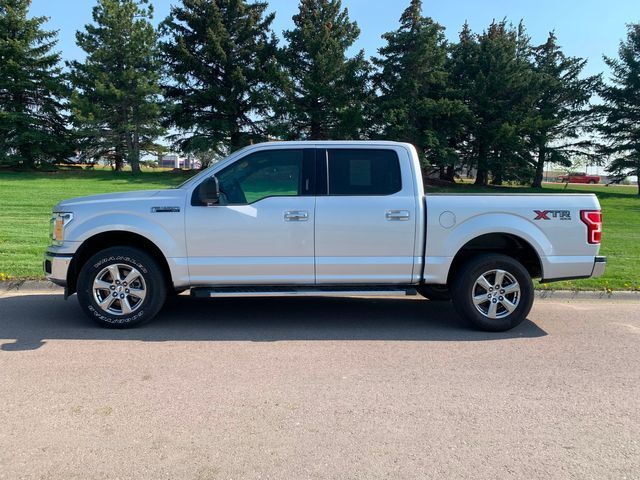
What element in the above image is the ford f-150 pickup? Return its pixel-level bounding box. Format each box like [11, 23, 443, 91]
[44, 141, 606, 331]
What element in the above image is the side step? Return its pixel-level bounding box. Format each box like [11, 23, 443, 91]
[190, 285, 418, 298]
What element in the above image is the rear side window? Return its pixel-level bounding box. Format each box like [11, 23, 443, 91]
[327, 149, 401, 195]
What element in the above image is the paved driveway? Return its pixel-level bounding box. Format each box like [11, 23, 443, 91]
[0, 292, 638, 479]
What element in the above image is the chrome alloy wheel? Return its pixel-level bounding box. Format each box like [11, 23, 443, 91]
[471, 269, 520, 320]
[92, 264, 147, 316]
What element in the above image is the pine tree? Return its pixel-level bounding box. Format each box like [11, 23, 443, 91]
[160, 0, 279, 155]
[372, 0, 468, 178]
[0, 0, 72, 168]
[274, 0, 370, 140]
[464, 21, 537, 185]
[597, 24, 640, 195]
[528, 32, 598, 188]
[69, 0, 164, 173]
[447, 22, 479, 179]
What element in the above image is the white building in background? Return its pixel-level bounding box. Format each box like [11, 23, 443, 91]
[158, 154, 197, 169]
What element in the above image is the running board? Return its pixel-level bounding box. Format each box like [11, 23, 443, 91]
[190, 285, 418, 299]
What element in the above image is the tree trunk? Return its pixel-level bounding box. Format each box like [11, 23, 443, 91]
[114, 143, 124, 172]
[474, 144, 488, 186]
[19, 151, 35, 169]
[440, 165, 455, 182]
[124, 133, 138, 173]
[446, 165, 454, 181]
[310, 115, 324, 140]
[307, 95, 324, 140]
[130, 131, 141, 174]
[230, 129, 242, 152]
[531, 147, 545, 188]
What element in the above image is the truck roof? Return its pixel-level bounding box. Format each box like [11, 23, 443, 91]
[253, 140, 413, 148]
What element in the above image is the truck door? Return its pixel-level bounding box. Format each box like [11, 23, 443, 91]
[314, 147, 418, 284]
[185, 148, 316, 285]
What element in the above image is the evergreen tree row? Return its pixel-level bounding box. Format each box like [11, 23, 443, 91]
[0, 0, 639, 193]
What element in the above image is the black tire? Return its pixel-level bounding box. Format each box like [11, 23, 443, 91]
[77, 247, 167, 328]
[451, 254, 534, 332]
[169, 288, 188, 296]
[588, 180, 597, 184]
[418, 284, 451, 301]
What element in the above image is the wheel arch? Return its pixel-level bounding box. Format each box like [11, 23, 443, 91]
[446, 232, 543, 286]
[67, 231, 174, 296]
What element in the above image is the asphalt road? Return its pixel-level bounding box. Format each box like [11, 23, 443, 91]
[0, 291, 638, 480]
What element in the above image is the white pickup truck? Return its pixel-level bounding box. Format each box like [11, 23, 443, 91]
[44, 141, 606, 331]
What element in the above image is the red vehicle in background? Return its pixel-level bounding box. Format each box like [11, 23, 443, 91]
[558, 172, 600, 184]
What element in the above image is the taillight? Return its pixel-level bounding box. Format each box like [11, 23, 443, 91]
[580, 210, 602, 244]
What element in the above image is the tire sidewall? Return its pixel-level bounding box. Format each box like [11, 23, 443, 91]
[418, 284, 451, 301]
[77, 247, 166, 328]
[452, 254, 534, 332]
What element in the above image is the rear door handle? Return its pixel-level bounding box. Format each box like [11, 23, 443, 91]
[385, 210, 410, 221]
[284, 210, 309, 222]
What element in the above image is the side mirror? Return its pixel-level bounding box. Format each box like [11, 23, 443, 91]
[198, 176, 220, 205]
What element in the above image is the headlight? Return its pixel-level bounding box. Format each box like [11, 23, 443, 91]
[50, 212, 74, 243]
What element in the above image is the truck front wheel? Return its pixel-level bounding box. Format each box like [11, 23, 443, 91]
[417, 285, 451, 301]
[77, 247, 167, 328]
[451, 254, 534, 332]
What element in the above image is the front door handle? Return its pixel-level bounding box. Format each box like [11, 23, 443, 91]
[385, 210, 410, 221]
[284, 210, 309, 222]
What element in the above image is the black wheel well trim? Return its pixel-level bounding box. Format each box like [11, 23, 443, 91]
[446, 233, 543, 285]
[66, 231, 174, 296]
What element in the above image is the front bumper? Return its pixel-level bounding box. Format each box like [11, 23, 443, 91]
[591, 256, 607, 278]
[43, 251, 73, 287]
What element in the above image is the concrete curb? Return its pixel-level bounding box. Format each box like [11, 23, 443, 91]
[535, 290, 640, 301]
[1, 280, 639, 301]
[0, 280, 62, 293]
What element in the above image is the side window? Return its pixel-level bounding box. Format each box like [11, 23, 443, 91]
[216, 149, 304, 204]
[327, 149, 401, 195]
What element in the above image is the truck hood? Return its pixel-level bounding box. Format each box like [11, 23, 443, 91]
[54, 189, 182, 210]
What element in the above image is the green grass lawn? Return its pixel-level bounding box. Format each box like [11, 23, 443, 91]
[0, 170, 193, 280]
[0, 170, 638, 291]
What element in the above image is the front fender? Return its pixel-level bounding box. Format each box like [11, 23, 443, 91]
[67, 212, 186, 259]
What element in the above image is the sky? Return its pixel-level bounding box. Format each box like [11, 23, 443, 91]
[29, 0, 640, 80]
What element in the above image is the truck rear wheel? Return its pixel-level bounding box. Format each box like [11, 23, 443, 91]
[451, 254, 534, 332]
[77, 247, 167, 328]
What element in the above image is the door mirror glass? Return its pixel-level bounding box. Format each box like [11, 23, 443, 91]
[198, 176, 220, 205]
